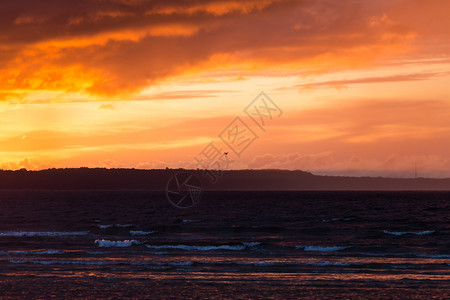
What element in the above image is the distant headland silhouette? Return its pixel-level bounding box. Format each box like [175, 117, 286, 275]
[0, 168, 449, 191]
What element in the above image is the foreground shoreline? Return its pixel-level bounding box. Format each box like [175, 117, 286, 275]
[1, 276, 448, 299]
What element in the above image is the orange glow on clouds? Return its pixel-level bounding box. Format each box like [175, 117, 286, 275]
[0, 0, 449, 177]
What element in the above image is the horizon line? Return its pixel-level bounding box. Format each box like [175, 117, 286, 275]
[1, 167, 449, 180]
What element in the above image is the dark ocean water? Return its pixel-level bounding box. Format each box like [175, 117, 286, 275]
[0, 191, 449, 299]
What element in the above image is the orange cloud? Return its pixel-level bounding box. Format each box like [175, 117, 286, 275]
[149, 0, 278, 16]
[1, 0, 437, 101]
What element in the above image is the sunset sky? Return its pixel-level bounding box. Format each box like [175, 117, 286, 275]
[1, 0, 449, 177]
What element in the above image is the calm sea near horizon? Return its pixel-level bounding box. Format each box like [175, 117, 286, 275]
[0, 190, 449, 299]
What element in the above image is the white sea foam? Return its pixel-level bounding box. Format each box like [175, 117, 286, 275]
[10, 260, 57, 265]
[0, 231, 89, 237]
[306, 262, 354, 266]
[416, 254, 450, 258]
[237, 261, 355, 267]
[243, 242, 261, 247]
[226, 261, 283, 266]
[392, 265, 414, 269]
[86, 251, 108, 255]
[98, 225, 113, 229]
[251, 262, 281, 266]
[130, 230, 155, 236]
[383, 230, 435, 236]
[0, 249, 66, 255]
[145, 244, 245, 251]
[28, 250, 66, 255]
[9, 259, 193, 267]
[360, 253, 387, 257]
[149, 251, 169, 255]
[9, 259, 121, 266]
[94, 239, 141, 247]
[322, 218, 340, 223]
[98, 224, 134, 229]
[298, 246, 350, 252]
[149, 261, 194, 267]
[322, 218, 351, 223]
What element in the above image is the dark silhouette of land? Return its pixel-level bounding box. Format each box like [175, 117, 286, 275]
[0, 168, 449, 191]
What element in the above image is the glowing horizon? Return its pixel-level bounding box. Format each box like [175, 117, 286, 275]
[1, 0, 450, 178]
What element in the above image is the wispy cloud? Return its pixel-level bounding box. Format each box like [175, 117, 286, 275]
[287, 72, 444, 90]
